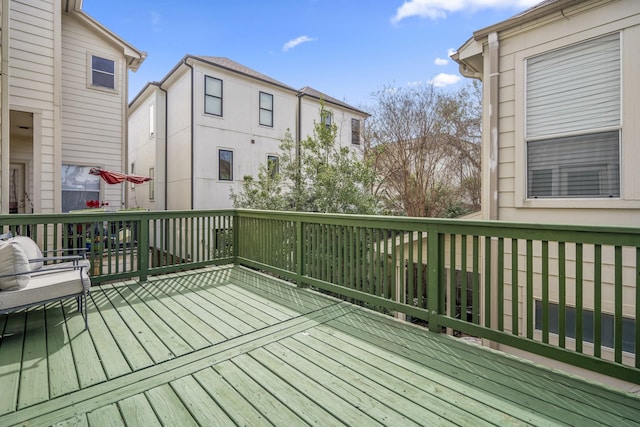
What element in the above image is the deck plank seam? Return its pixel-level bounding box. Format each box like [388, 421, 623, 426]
[0, 301, 355, 426]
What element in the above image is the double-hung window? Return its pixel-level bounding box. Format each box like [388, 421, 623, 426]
[259, 92, 273, 127]
[205, 76, 223, 116]
[351, 118, 361, 145]
[526, 33, 621, 199]
[219, 150, 233, 181]
[323, 111, 332, 129]
[91, 55, 115, 90]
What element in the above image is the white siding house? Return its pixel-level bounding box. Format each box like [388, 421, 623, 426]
[128, 56, 368, 211]
[0, 0, 145, 214]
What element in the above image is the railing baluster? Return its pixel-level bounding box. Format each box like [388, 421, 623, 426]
[526, 239, 533, 339]
[576, 243, 584, 353]
[449, 234, 456, 319]
[594, 244, 602, 358]
[484, 236, 492, 329]
[512, 238, 518, 336]
[472, 235, 479, 325]
[558, 242, 566, 349]
[461, 235, 468, 325]
[615, 245, 623, 363]
[542, 240, 549, 344]
[498, 237, 504, 332]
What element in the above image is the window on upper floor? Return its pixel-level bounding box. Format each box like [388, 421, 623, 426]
[267, 155, 279, 177]
[61, 164, 100, 212]
[90, 55, 115, 90]
[205, 76, 223, 116]
[259, 92, 274, 127]
[219, 149, 233, 181]
[351, 118, 361, 145]
[526, 33, 620, 199]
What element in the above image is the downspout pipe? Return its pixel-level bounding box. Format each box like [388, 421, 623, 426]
[183, 57, 195, 210]
[488, 31, 499, 221]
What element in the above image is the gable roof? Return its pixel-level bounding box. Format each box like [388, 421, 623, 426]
[299, 86, 369, 116]
[64, 0, 146, 71]
[192, 56, 298, 93]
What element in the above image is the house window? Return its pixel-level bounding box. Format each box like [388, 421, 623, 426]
[90, 55, 115, 90]
[323, 111, 332, 129]
[205, 76, 223, 116]
[267, 155, 279, 177]
[219, 149, 233, 181]
[351, 118, 360, 145]
[61, 164, 100, 212]
[149, 103, 155, 136]
[526, 33, 620, 199]
[149, 167, 155, 201]
[259, 92, 273, 127]
[535, 301, 635, 353]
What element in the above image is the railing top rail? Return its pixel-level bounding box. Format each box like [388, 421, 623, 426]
[1, 209, 638, 246]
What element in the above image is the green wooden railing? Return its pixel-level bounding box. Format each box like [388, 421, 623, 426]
[2, 209, 639, 384]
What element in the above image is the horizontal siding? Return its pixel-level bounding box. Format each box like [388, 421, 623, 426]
[61, 13, 125, 174]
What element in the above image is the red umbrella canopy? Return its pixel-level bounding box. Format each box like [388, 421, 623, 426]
[89, 168, 152, 185]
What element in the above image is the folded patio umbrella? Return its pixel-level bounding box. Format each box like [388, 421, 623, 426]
[89, 168, 152, 185]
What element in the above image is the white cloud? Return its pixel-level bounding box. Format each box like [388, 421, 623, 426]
[429, 73, 461, 87]
[434, 58, 449, 66]
[447, 48, 457, 57]
[283, 36, 316, 52]
[391, 0, 541, 23]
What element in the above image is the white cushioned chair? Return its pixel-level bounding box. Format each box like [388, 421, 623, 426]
[0, 233, 91, 329]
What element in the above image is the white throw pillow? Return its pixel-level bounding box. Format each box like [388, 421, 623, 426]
[11, 236, 44, 271]
[0, 241, 31, 290]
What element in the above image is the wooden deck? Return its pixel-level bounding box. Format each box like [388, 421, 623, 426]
[1, 265, 639, 426]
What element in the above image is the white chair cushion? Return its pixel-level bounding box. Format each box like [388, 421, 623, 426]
[11, 236, 44, 271]
[0, 241, 31, 290]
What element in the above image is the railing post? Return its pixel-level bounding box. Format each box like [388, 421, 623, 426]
[296, 219, 305, 287]
[138, 217, 149, 282]
[233, 212, 240, 263]
[427, 225, 442, 332]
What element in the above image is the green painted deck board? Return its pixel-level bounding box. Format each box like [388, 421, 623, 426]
[1, 265, 639, 426]
[117, 394, 162, 427]
[46, 302, 80, 398]
[336, 309, 640, 424]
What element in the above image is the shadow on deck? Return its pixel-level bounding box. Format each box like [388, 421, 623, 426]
[1, 265, 639, 426]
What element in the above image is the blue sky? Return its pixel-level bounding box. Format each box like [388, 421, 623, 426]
[83, 0, 540, 110]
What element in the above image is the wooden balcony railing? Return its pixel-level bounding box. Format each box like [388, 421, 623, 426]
[2, 209, 639, 384]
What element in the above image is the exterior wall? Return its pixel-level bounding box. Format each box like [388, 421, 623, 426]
[491, 0, 640, 226]
[60, 12, 128, 209]
[453, 1, 640, 380]
[298, 95, 365, 157]
[8, 0, 57, 212]
[127, 86, 163, 210]
[190, 62, 298, 210]
[165, 68, 193, 210]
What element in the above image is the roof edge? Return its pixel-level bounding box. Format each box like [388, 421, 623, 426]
[473, 0, 587, 40]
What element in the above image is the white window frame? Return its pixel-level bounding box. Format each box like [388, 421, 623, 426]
[514, 30, 631, 208]
[87, 53, 117, 92]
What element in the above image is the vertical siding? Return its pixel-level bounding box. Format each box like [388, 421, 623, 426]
[60, 13, 126, 208]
